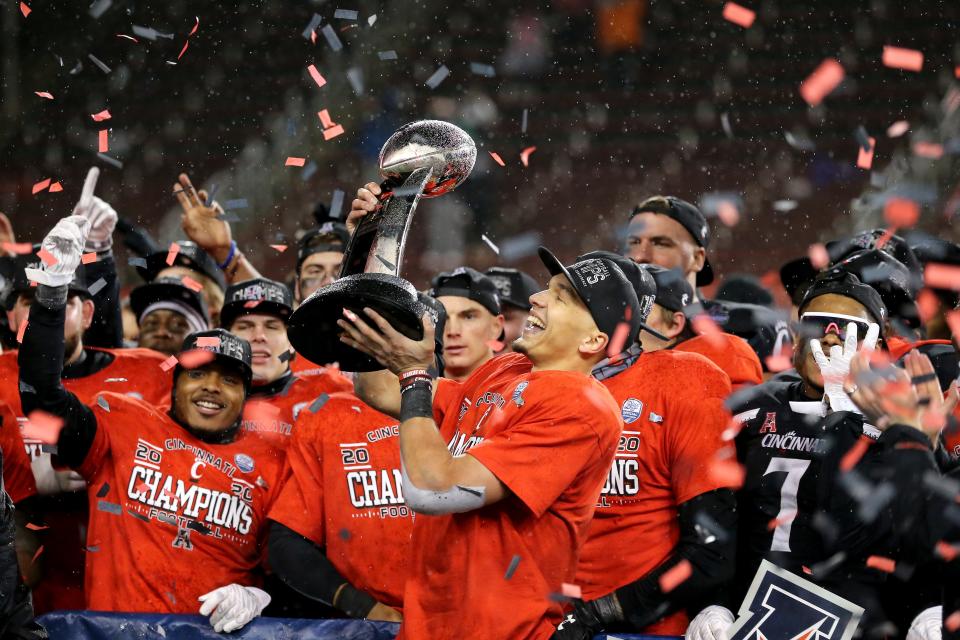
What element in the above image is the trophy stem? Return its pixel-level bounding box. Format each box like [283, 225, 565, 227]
[363, 167, 433, 276]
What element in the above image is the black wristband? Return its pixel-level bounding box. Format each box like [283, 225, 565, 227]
[400, 382, 433, 422]
[333, 583, 377, 619]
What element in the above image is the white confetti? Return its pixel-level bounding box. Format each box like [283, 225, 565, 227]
[425, 65, 449, 89]
[481, 234, 500, 254]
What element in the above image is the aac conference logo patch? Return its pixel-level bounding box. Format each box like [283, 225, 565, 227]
[234, 453, 255, 474]
[621, 398, 643, 424]
[728, 560, 863, 640]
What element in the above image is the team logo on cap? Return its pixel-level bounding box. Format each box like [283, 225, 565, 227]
[573, 259, 610, 286]
[681, 293, 690, 307]
[488, 274, 512, 298]
[234, 453, 255, 473]
[233, 282, 286, 304]
[621, 398, 643, 424]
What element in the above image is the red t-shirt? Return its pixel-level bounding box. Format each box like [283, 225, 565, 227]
[0, 399, 36, 504]
[674, 333, 763, 390]
[268, 394, 412, 609]
[75, 392, 285, 613]
[290, 354, 352, 381]
[398, 353, 622, 640]
[576, 350, 733, 634]
[886, 337, 953, 361]
[242, 372, 353, 448]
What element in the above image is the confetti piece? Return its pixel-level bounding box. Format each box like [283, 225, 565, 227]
[88, 54, 112, 74]
[367, 14, 376, 26]
[840, 436, 872, 471]
[3, 242, 32, 254]
[188, 16, 199, 37]
[856, 136, 876, 170]
[34, 91, 53, 100]
[269, 244, 288, 252]
[177, 41, 189, 60]
[521, 109, 529, 134]
[165, 242, 180, 266]
[323, 124, 345, 140]
[32, 178, 51, 195]
[334, 9, 358, 19]
[302, 13, 322, 39]
[98, 130, 109, 154]
[321, 24, 343, 51]
[20, 2, 30, 17]
[116, 34, 138, 42]
[81, 252, 98, 264]
[520, 146, 537, 167]
[722, 2, 755, 28]
[49, 182, 62, 192]
[318, 109, 335, 128]
[504, 554, 521, 579]
[285, 157, 306, 167]
[97, 153, 123, 168]
[425, 65, 450, 89]
[89, 0, 111, 18]
[181, 276, 203, 292]
[887, 120, 909, 137]
[691, 314, 725, 349]
[25, 523, 48, 531]
[883, 198, 919, 228]
[866, 555, 896, 573]
[808, 242, 829, 269]
[96, 483, 110, 498]
[606, 321, 630, 358]
[767, 510, 796, 531]
[764, 352, 793, 372]
[302, 162, 318, 181]
[224, 198, 248, 210]
[309, 393, 330, 413]
[799, 59, 844, 107]
[488, 339, 505, 351]
[306, 65, 326, 89]
[560, 583, 581, 599]
[481, 234, 500, 254]
[709, 456, 745, 488]
[128, 257, 147, 269]
[917, 289, 940, 325]
[882, 46, 923, 72]
[376, 255, 396, 271]
[243, 300, 261, 310]
[97, 500, 122, 515]
[22, 411, 64, 444]
[716, 200, 740, 227]
[489, 152, 505, 167]
[659, 559, 693, 592]
[96, 395, 110, 412]
[127, 509, 150, 523]
[913, 142, 944, 159]
[31, 546, 43, 565]
[38, 247, 57, 266]
[376, 50, 398, 61]
[469, 63, 496, 77]
[159, 355, 179, 372]
[178, 349, 215, 369]
[925, 264, 960, 291]
[345, 67, 364, 95]
[195, 336, 221, 348]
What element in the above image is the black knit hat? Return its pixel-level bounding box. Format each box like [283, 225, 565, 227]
[799, 268, 887, 328]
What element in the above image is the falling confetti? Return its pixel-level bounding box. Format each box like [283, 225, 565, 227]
[195, 336, 222, 348]
[269, 244, 288, 252]
[307, 64, 327, 88]
[722, 2, 755, 28]
[425, 65, 450, 89]
[16, 320, 27, 344]
[309, 393, 330, 413]
[38, 247, 57, 266]
[98, 130, 109, 153]
[32, 178, 52, 195]
[856, 136, 876, 170]
[181, 276, 203, 292]
[91, 109, 112, 122]
[882, 46, 923, 72]
[481, 234, 500, 254]
[34, 91, 54, 100]
[179, 350, 216, 369]
[20, 2, 30, 17]
[866, 555, 896, 573]
[799, 59, 844, 107]
[883, 198, 919, 228]
[81, 252, 98, 264]
[924, 264, 960, 291]
[520, 146, 537, 167]
[285, 157, 307, 167]
[808, 243, 829, 269]
[504, 555, 521, 579]
[166, 242, 180, 266]
[489, 152, 505, 167]
[658, 559, 693, 592]
[88, 54, 112, 74]
[560, 583, 581, 599]
[716, 200, 740, 227]
[378, 51, 398, 61]
[177, 41, 189, 60]
[159, 355, 179, 372]
[886, 120, 909, 137]
[22, 411, 64, 444]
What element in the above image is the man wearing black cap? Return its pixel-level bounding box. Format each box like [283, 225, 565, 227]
[220, 278, 352, 448]
[295, 221, 350, 305]
[485, 267, 541, 352]
[131, 277, 211, 356]
[430, 267, 505, 382]
[18, 214, 285, 633]
[340, 248, 633, 640]
[687, 269, 896, 639]
[138, 239, 228, 328]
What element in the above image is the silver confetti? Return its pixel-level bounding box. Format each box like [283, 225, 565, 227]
[469, 62, 495, 77]
[224, 198, 249, 210]
[97, 500, 122, 515]
[88, 53, 112, 74]
[425, 65, 449, 89]
[301, 161, 318, 181]
[521, 108, 528, 134]
[481, 234, 500, 254]
[378, 50, 398, 61]
[88, 277, 108, 296]
[302, 14, 322, 39]
[334, 9, 358, 20]
[346, 67, 364, 95]
[97, 153, 123, 169]
[89, 0, 112, 18]
[720, 112, 734, 139]
[321, 24, 343, 52]
[367, 14, 377, 26]
[329, 189, 345, 219]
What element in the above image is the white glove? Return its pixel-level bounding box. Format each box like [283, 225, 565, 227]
[31, 455, 87, 494]
[71, 168, 116, 252]
[810, 322, 880, 414]
[906, 606, 942, 640]
[198, 583, 271, 633]
[686, 605, 734, 640]
[24, 215, 90, 287]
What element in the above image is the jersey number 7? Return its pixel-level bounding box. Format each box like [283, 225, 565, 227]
[763, 457, 810, 552]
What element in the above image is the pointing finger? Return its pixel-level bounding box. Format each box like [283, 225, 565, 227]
[79, 167, 100, 209]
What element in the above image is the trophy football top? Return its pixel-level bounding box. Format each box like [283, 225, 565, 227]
[378, 120, 477, 198]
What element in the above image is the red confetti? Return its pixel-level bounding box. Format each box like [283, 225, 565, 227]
[177, 41, 189, 60]
[22, 410, 65, 444]
[31, 178, 51, 195]
[765, 351, 793, 373]
[947, 610, 960, 632]
[716, 200, 740, 227]
[159, 355, 179, 372]
[691, 314, 725, 349]
[913, 142, 944, 159]
[946, 311, 960, 341]
[243, 300, 261, 309]
[807, 242, 829, 269]
[856, 136, 876, 170]
[658, 559, 693, 593]
[722, 2, 755, 28]
[925, 264, 960, 291]
[799, 59, 844, 107]
[708, 456, 745, 488]
[81, 252, 98, 265]
[606, 321, 630, 359]
[917, 289, 940, 325]
[840, 435, 873, 471]
[34, 91, 53, 100]
[16, 319, 27, 344]
[956, 66, 960, 79]
[310, 29, 317, 45]
[866, 555, 896, 573]
[91, 110, 112, 122]
[882, 46, 923, 72]
[318, 109, 335, 128]
[38, 247, 57, 267]
[25, 523, 48, 531]
[178, 349, 216, 369]
[31, 545, 44, 566]
[3, 242, 33, 254]
[195, 336, 221, 348]
[887, 120, 909, 137]
[243, 400, 282, 427]
[188, 16, 200, 37]
[487, 339, 505, 352]
[20, 2, 30, 17]
[269, 244, 288, 253]
[181, 276, 203, 292]
[767, 510, 796, 531]
[48, 182, 63, 193]
[307, 64, 327, 88]
[165, 242, 180, 266]
[520, 146, 537, 167]
[560, 582, 581, 599]
[489, 152, 506, 167]
[98, 130, 109, 153]
[883, 198, 919, 228]
[285, 157, 306, 167]
[323, 124, 345, 140]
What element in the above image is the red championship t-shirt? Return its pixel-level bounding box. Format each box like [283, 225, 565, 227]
[74, 393, 285, 613]
[242, 372, 353, 448]
[268, 393, 412, 608]
[0, 399, 37, 504]
[290, 355, 353, 381]
[398, 353, 622, 640]
[576, 350, 733, 634]
[674, 333, 762, 390]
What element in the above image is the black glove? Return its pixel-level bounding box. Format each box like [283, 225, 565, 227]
[550, 598, 615, 640]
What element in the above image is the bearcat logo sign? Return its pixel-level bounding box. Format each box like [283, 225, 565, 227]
[728, 560, 863, 640]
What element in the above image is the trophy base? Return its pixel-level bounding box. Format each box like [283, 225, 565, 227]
[287, 273, 424, 372]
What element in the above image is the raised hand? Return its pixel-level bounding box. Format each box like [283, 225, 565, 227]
[810, 322, 880, 413]
[24, 215, 91, 287]
[174, 173, 232, 264]
[71, 168, 118, 252]
[347, 182, 382, 237]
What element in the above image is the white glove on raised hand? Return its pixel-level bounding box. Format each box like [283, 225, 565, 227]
[810, 322, 880, 414]
[24, 215, 90, 287]
[686, 605, 734, 640]
[198, 584, 271, 633]
[906, 606, 942, 640]
[70, 168, 116, 252]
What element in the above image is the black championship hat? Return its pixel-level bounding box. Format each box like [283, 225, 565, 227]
[799, 268, 888, 330]
[634, 263, 694, 313]
[138, 240, 226, 292]
[576, 251, 668, 342]
[827, 229, 923, 282]
[430, 267, 502, 316]
[834, 249, 918, 328]
[4, 249, 90, 311]
[130, 277, 210, 333]
[629, 195, 714, 286]
[538, 247, 643, 342]
[220, 278, 294, 329]
[176, 328, 253, 389]
[484, 267, 541, 311]
[297, 222, 350, 273]
[905, 231, 960, 308]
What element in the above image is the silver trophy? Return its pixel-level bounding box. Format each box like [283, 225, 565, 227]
[287, 120, 477, 371]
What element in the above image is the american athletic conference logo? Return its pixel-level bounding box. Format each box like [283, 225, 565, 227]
[621, 398, 643, 424]
[727, 560, 863, 640]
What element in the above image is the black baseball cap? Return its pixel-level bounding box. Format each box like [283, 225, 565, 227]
[220, 278, 294, 329]
[138, 240, 226, 292]
[629, 195, 714, 286]
[484, 267, 541, 311]
[130, 277, 210, 332]
[4, 249, 90, 310]
[576, 251, 669, 342]
[834, 250, 918, 328]
[827, 229, 923, 282]
[538, 247, 643, 342]
[175, 328, 253, 389]
[635, 263, 694, 313]
[297, 222, 350, 274]
[430, 267, 502, 316]
[799, 268, 888, 330]
[779, 256, 819, 304]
